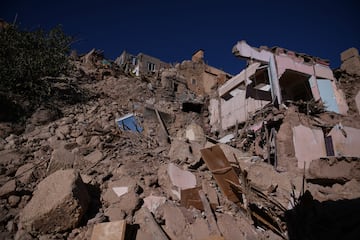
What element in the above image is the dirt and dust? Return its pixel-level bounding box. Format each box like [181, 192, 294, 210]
[0, 48, 360, 240]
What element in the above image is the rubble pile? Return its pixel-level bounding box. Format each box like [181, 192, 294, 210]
[0, 44, 360, 240]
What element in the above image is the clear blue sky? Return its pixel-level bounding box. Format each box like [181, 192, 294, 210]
[2, 0, 359, 75]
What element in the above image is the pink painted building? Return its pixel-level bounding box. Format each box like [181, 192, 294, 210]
[209, 41, 348, 132]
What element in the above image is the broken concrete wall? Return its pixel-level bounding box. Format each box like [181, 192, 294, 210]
[209, 90, 269, 133]
[220, 91, 269, 131]
[230, 40, 348, 115]
[275, 54, 315, 78]
[160, 68, 187, 93]
[218, 62, 260, 97]
[356, 91, 360, 114]
[209, 98, 220, 132]
[192, 49, 204, 63]
[314, 63, 335, 80]
[232, 40, 273, 62]
[115, 50, 135, 66]
[275, 53, 348, 114]
[137, 53, 171, 75]
[340, 47, 360, 76]
[203, 65, 229, 93]
[330, 80, 349, 114]
[201, 70, 218, 94]
[176, 51, 231, 96]
[232, 41, 282, 103]
[309, 158, 360, 183]
[209, 62, 269, 132]
[178, 60, 206, 95]
[328, 125, 360, 157]
[292, 125, 326, 169]
[213, 40, 349, 132]
[115, 50, 170, 76]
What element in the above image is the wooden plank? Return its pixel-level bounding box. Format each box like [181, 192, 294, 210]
[200, 145, 240, 203]
[198, 190, 221, 237]
[155, 109, 169, 137]
[181, 186, 204, 210]
[91, 220, 126, 240]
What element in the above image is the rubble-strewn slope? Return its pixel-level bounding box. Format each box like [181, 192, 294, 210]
[1, 48, 360, 240]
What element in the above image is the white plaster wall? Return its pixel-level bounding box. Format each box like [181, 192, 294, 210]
[221, 91, 247, 130]
[209, 98, 220, 132]
[219, 62, 260, 96]
[220, 91, 269, 130]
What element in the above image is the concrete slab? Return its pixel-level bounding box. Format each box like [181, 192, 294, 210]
[143, 195, 166, 213]
[292, 125, 326, 169]
[328, 125, 360, 157]
[91, 220, 126, 240]
[341, 47, 359, 62]
[112, 187, 128, 198]
[168, 163, 196, 189]
[185, 123, 205, 142]
[355, 91, 360, 114]
[201, 145, 241, 203]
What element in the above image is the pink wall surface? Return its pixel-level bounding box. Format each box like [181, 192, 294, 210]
[328, 126, 360, 157]
[292, 125, 326, 169]
[275, 55, 314, 77]
[219, 62, 260, 97]
[220, 91, 269, 130]
[233, 41, 272, 63]
[314, 64, 335, 80]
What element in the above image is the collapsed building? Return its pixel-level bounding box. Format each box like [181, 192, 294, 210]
[178, 50, 232, 96]
[210, 40, 348, 133]
[204, 41, 360, 170]
[1, 39, 360, 240]
[340, 47, 360, 76]
[115, 50, 170, 76]
[161, 50, 232, 97]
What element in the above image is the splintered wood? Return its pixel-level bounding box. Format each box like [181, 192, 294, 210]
[201, 144, 287, 239]
[200, 145, 241, 203]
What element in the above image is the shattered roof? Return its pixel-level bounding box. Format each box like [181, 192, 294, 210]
[233, 40, 330, 66]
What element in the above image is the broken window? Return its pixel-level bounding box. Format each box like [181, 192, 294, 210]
[278, 70, 313, 102]
[115, 114, 143, 132]
[324, 135, 335, 156]
[317, 79, 340, 113]
[147, 62, 155, 72]
[182, 101, 203, 113]
[131, 57, 137, 66]
[246, 66, 272, 101]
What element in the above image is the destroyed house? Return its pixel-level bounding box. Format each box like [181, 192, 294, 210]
[210, 40, 349, 132]
[115, 50, 170, 76]
[177, 50, 232, 96]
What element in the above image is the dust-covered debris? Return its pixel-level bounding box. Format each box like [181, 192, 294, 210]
[0, 44, 359, 240]
[19, 169, 90, 234]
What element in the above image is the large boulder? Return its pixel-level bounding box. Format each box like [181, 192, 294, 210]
[102, 176, 141, 220]
[19, 169, 90, 234]
[47, 148, 75, 174]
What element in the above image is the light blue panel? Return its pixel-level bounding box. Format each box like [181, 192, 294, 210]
[317, 79, 339, 113]
[116, 115, 143, 132]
